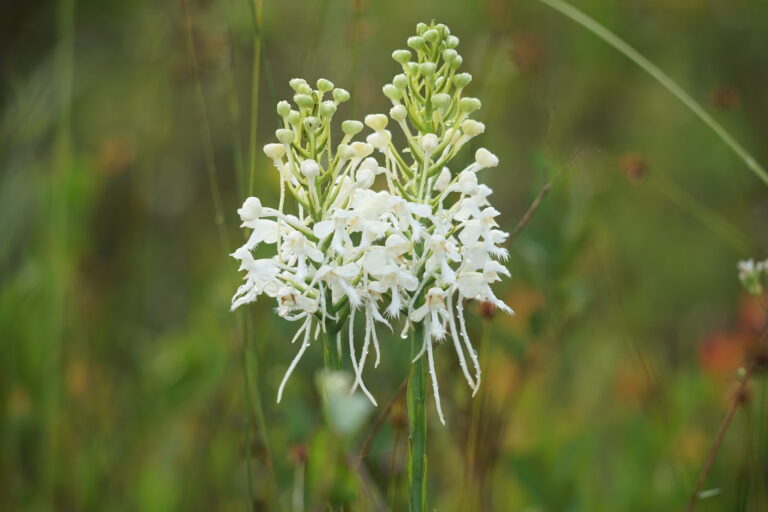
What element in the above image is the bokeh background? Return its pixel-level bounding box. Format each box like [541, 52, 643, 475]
[2, 0, 768, 510]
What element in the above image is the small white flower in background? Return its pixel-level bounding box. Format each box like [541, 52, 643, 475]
[230, 22, 513, 424]
[738, 259, 768, 296]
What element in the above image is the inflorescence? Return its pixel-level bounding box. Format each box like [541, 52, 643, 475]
[231, 22, 513, 424]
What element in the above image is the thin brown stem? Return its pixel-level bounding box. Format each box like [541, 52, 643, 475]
[507, 149, 581, 244]
[687, 324, 768, 510]
[686, 369, 752, 511]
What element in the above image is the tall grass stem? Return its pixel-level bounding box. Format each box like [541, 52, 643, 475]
[535, 0, 768, 187]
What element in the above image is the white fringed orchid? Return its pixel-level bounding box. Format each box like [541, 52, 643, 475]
[231, 22, 513, 423]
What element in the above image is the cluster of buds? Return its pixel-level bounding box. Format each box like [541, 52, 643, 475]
[738, 259, 768, 296]
[231, 22, 513, 423]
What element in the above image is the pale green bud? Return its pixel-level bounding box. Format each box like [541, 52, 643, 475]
[423, 29, 439, 44]
[432, 93, 451, 108]
[383, 84, 402, 101]
[319, 100, 337, 117]
[442, 49, 458, 63]
[407, 36, 425, 51]
[461, 119, 485, 136]
[416, 22, 427, 35]
[390, 104, 407, 122]
[453, 72, 472, 88]
[392, 49, 411, 64]
[294, 93, 314, 109]
[276, 100, 291, 117]
[446, 35, 459, 49]
[333, 88, 350, 103]
[434, 76, 445, 89]
[297, 83, 313, 95]
[289, 78, 308, 91]
[336, 143, 355, 161]
[393, 73, 408, 90]
[342, 120, 364, 136]
[300, 159, 321, 178]
[263, 143, 285, 161]
[316, 78, 334, 92]
[286, 110, 300, 125]
[418, 62, 436, 77]
[276, 128, 295, 144]
[450, 55, 463, 69]
[364, 114, 388, 131]
[436, 23, 449, 37]
[303, 116, 320, 131]
[459, 97, 481, 113]
[405, 62, 418, 75]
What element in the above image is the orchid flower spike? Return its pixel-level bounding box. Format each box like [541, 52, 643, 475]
[230, 22, 513, 425]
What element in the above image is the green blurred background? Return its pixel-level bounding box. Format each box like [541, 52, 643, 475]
[2, 0, 768, 510]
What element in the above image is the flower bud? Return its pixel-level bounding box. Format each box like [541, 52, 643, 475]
[367, 130, 391, 150]
[423, 29, 439, 44]
[289, 78, 308, 91]
[303, 116, 320, 131]
[450, 55, 463, 70]
[446, 35, 459, 49]
[336, 143, 355, 161]
[319, 100, 337, 117]
[459, 97, 481, 113]
[277, 100, 291, 117]
[416, 22, 427, 35]
[392, 49, 411, 64]
[238, 197, 263, 222]
[434, 76, 445, 90]
[356, 167, 375, 188]
[351, 141, 373, 160]
[442, 49, 458, 64]
[341, 120, 363, 136]
[436, 23, 449, 36]
[404, 62, 418, 75]
[383, 84, 402, 101]
[421, 133, 439, 154]
[263, 143, 286, 161]
[475, 148, 499, 168]
[293, 93, 314, 109]
[333, 88, 350, 103]
[461, 119, 485, 136]
[365, 114, 388, 132]
[393, 73, 408, 90]
[390, 104, 407, 122]
[434, 167, 451, 191]
[316, 78, 334, 92]
[407, 36, 425, 51]
[297, 83, 313, 95]
[286, 110, 301, 126]
[456, 170, 478, 194]
[300, 159, 321, 178]
[276, 128, 295, 144]
[432, 93, 451, 109]
[452, 72, 472, 89]
[418, 62, 436, 77]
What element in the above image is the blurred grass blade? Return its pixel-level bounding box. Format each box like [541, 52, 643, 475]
[247, 0, 263, 196]
[534, 0, 768, 187]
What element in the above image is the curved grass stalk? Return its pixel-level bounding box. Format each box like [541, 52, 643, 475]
[534, 0, 768, 187]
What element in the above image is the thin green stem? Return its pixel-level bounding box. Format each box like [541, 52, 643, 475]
[534, 0, 768, 186]
[247, 0, 264, 196]
[407, 326, 428, 512]
[181, 0, 230, 250]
